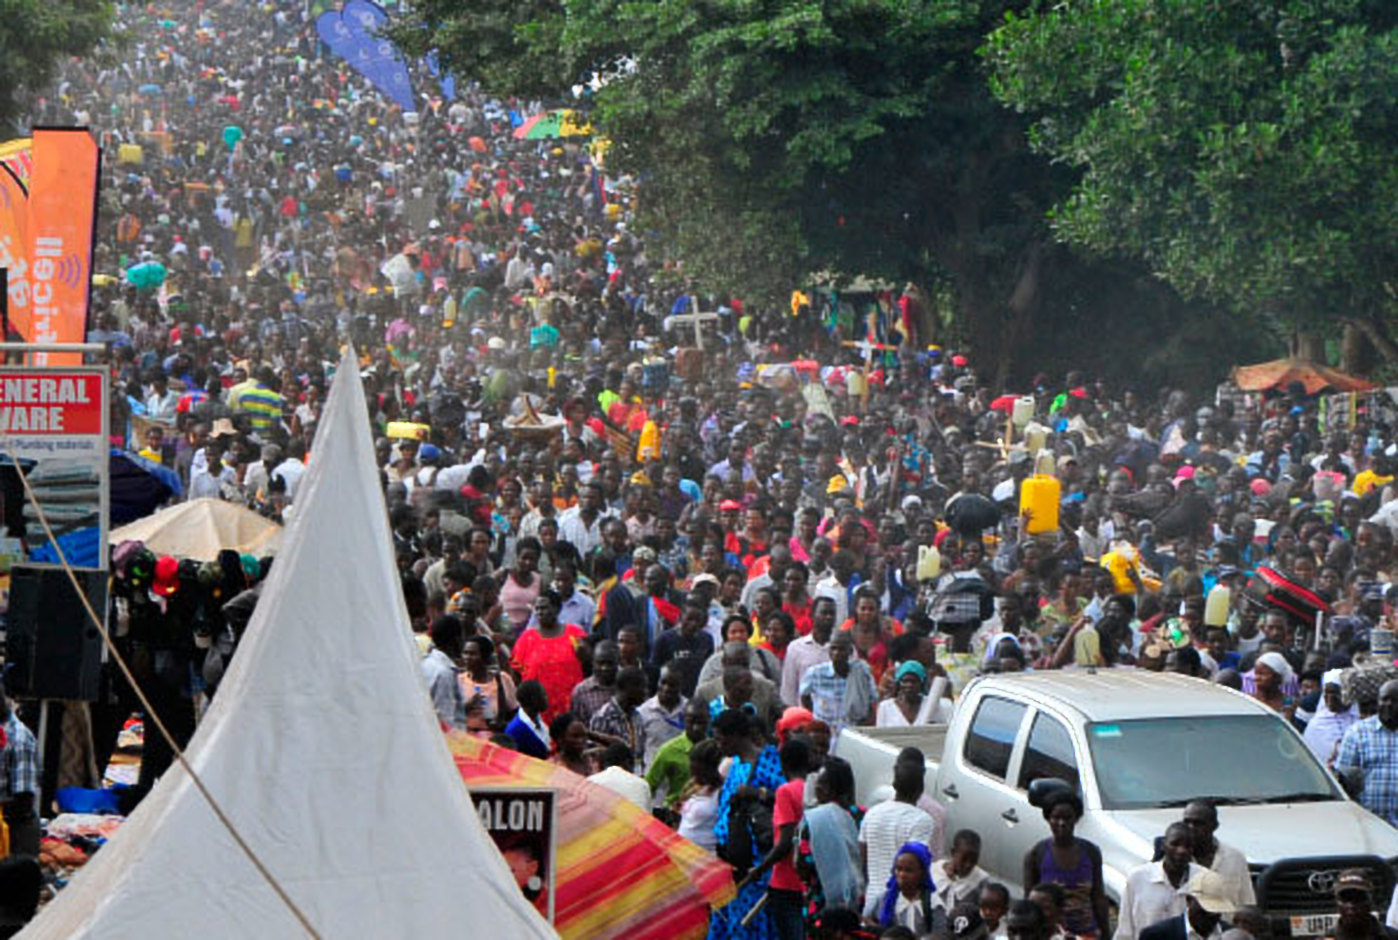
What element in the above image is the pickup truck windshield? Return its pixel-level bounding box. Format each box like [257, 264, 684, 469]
[1087, 715, 1339, 810]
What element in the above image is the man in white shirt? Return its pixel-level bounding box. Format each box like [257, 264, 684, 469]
[1181, 800, 1255, 909]
[781, 596, 834, 707]
[556, 482, 606, 555]
[242, 442, 282, 498]
[419, 615, 466, 731]
[635, 666, 686, 771]
[813, 550, 857, 627]
[1115, 823, 1205, 940]
[271, 438, 307, 503]
[860, 761, 935, 888]
[144, 371, 179, 422]
[589, 742, 651, 810]
[188, 440, 238, 500]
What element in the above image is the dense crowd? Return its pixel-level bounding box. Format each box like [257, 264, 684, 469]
[11, 0, 1398, 937]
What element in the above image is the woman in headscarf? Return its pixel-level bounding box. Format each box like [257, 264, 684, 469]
[862, 842, 937, 936]
[1303, 670, 1358, 765]
[1251, 651, 1296, 719]
[876, 661, 952, 727]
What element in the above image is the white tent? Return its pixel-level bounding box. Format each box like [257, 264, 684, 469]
[110, 497, 283, 559]
[21, 349, 557, 939]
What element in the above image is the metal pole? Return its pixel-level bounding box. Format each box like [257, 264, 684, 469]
[0, 343, 106, 354]
[35, 699, 48, 818]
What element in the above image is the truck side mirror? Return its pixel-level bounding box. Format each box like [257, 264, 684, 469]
[1337, 767, 1365, 800]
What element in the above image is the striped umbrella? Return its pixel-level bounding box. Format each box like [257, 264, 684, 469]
[447, 732, 734, 940]
[512, 109, 593, 140]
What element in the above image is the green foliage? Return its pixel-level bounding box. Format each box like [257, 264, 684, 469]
[985, 0, 1397, 330]
[399, 3, 1049, 298]
[398, 0, 1252, 386]
[0, 0, 113, 135]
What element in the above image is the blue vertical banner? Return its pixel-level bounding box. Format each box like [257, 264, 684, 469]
[315, 0, 417, 112]
[424, 52, 456, 100]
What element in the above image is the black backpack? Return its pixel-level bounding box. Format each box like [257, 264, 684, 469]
[719, 789, 775, 878]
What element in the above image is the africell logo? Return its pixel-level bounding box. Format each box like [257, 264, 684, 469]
[31, 236, 84, 342]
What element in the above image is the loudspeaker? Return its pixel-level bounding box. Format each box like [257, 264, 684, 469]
[5, 565, 107, 701]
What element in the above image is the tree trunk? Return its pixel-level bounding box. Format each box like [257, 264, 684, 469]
[1342, 318, 1398, 368]
[1340, 322, 1374, 376]
[1292, 329, 1325, 361]
[998, 242, 1046, 390]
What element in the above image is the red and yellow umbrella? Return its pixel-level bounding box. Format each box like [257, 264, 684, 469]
[447, 732, 734, 940]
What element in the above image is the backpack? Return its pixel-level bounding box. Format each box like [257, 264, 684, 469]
[719, 787, 775, 878]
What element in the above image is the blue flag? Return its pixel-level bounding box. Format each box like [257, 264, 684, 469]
[424, 51, 456, 100]
[316, 0, 416, 112]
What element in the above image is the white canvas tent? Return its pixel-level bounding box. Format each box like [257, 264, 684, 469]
[21, 349, 556, 939]
[110, 497, 283, 558]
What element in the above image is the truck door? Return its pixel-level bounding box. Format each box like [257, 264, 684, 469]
[1012, 711, 1082, 889]
[952, 694, 1031, 885]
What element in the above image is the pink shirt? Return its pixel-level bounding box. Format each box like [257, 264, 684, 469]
[770, 778, 806, 892]
[499, 572, 541, 630]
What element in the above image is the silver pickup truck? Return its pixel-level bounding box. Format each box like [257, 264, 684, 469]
[839, 671, 1398, 936]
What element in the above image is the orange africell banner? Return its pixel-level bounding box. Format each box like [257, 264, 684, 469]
[28, 128, 101, 365]
[0, 163, 30, 342]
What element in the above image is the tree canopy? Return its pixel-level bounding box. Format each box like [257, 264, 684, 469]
[397, 0, 1094, 382]
[398, 0, 1289, 384]
[985, 0, 1397, 345]
[0, 0, 113, 135]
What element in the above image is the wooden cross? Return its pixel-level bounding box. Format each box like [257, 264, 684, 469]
[669, 302, 721, 350]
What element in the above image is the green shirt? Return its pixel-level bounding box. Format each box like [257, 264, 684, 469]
[645, 732, 694, 807]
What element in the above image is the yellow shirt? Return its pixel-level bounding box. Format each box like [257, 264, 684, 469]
[1354, 469, 1393, 497]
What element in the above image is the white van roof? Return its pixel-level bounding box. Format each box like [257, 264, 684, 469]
[973, 670, 1272, 723]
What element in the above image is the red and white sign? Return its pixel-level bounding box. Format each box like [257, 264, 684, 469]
[0, 372, 103, 434]
[0, 366, 108, 570]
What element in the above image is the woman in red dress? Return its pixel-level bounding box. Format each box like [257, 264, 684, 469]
[509, 589, 588, 725]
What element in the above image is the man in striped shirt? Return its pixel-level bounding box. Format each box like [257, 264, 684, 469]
[230, 366, 285, 435]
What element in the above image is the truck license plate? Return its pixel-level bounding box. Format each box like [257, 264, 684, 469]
[1290, 914, 1339, 936]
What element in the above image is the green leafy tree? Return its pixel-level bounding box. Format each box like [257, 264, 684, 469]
[397, 0, 1090, 384]
[0, 0, 114, 135]
[985, 0, 1397, 359]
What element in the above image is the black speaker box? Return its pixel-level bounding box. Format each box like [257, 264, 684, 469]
[5, 565, 106, 700]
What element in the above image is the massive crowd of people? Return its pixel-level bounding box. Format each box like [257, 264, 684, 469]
[11, 0, 1398, 937]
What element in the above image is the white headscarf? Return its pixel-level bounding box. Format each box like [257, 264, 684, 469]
[1304, 670, 1358, 763]
[1256, 651, 1295, 683]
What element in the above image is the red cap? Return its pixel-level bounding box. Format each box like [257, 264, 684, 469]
[719, 499, 742, 512]
[153, 556, 180, 596]
[951, 355, 968, 367]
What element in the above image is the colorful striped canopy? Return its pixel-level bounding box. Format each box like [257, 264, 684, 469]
[512, 109, 593, 140]
[448, 732, 734, 940]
